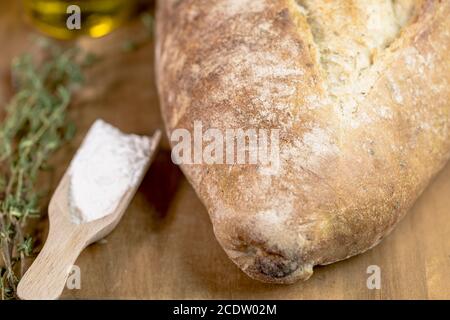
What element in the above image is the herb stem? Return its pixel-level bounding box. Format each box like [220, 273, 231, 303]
[0, 39, 90, 299]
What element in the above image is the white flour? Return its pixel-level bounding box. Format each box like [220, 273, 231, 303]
[69, 120, 153, 224]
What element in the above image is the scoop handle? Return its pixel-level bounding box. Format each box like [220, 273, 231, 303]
[17, 224, 86, 300]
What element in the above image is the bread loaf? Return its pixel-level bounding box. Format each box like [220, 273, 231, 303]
[156, 0, 450, 283]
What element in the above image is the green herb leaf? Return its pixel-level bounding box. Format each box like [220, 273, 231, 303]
[0, 38, 91, 299]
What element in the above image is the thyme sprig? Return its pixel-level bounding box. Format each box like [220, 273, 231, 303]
[0, 40, 89, 299]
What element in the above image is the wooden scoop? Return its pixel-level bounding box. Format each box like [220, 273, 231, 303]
[17, 131, 161, 300]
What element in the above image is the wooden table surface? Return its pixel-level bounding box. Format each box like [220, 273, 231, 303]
[1, 2, 449, 300]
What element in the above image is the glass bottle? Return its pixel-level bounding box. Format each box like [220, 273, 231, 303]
[23, 0, 138, 39]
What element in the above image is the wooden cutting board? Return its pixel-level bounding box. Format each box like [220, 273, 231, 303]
[1, 1, 449, 300]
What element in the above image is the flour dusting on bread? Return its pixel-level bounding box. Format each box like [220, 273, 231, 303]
[157, 0, 450, 283]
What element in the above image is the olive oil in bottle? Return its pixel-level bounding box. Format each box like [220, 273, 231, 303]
[23, 0, 137, 39]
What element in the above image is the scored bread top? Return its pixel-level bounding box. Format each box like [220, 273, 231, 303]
[296, 1, 417, 101]
[156, 0, 450, 283]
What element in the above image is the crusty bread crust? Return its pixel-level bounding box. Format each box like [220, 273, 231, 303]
[156, 0, 450, 283]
